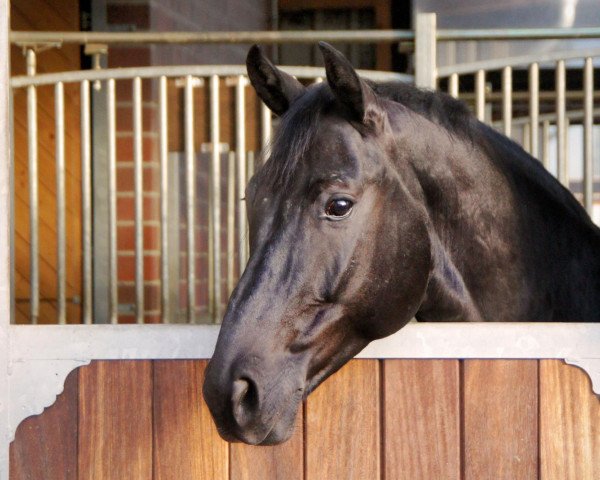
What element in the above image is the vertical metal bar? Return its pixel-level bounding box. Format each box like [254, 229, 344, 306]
[55, 82, 66, 325]
[415, 13, 437, 89]
[523, 123, 530, 153]
[448, 73, 458, 98]
[261, 102, 272, 154]
[583, 57, 594, 214]
[210, 75, 222, 322]
[475, 69, 485, 122]
[159, 76, 169, 323]
[26, 49, 39, 324]
[81, 80, 92, 324]
[529, 62, 539, 159]
[227, 151, 235, 297]
[133, 77, 144, 324]
[556, 59, 567, 186]
[245, 151, 255, 264]
[542, 120, 550, 170]
[107, 78, 118, 324]
[502, 66, 512, 137]
[236, 76, 247, 275]
[184, 75, 195, 323]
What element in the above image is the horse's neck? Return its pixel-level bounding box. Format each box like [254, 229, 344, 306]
[406, 120, 600, 322]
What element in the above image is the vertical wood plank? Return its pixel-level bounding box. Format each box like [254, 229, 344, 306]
[540, 360, 600, 480]
[153, 360, 228, 480]
[306, 359, 380, 480]
[78, 360, 153, 479]
[230, 409, 303, 480]
[463, 360, 538, 480]
[383, 359, 460, 480]
[10, 368, 79, 479]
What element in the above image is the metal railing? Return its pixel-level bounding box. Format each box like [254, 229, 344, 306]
[9, 15, 600, 325]
[10, 62, 408, 326]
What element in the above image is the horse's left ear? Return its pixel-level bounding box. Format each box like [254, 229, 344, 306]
[318, 41, 383, 131]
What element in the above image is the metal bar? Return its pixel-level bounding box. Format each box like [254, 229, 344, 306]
[133, 77, 144, 324]
[542, 120, 550, 170]
[80, 80, 92, 325]
[107, 78, 118, 324]
[475, 69, 485, 122]
[261, 103, 271, 153]
[556, 59, 568, 186]
[11, 29, 416, 46]
[11, 65, 410, 89]
[448, 73, 458, 98]
[415, 13, 437, 89]
[583, 57, 594, 214]
[235, 76, 247, 276]
[529, 62, 539, 159]
[159, 76, 169, 323]
[26, 49, 39, 324]
[12, 26, 600, 47]
[523, 123, 531, 153]
[210, 75, 222, 322]
[55, 81, 66, 325]
[245, 151, 255, 264]
[502, 66, 512, 137]
[437, 46, 600, 78]
[185, 75, 195, 323]
[227, 151, 235, 297]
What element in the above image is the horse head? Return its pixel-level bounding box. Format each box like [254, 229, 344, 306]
[202, 42, 434, 445]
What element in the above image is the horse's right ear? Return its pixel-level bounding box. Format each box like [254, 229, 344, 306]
[246, 45, 306, 116]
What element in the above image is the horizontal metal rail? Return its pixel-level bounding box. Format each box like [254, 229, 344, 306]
[10, 65, 411, 89]
[10, 26, 600, 47]
[437, 47, 600, 77]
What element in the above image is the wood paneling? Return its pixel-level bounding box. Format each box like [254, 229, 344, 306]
[9, 358, 600, 477]
[153, 360, 228, 480]
[10, 368, 78, 480]
[540, 360, 600, 480]
[305, 359, 380, 480]
[78, 361, 153, 479]
[11, 0, 82, 324]
[383, 359, 461, 480]
[463, 360, 538, 480]
[230, 409, 303, 480]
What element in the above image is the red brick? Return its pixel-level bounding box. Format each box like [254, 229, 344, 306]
[117, 224, 161, 251]
[116, 104, 159, 133]
[116, 195, 160, 222]
[107, 5, 150, 29]
[117, 254, 160, 282]
[116, 165, 161, 193]
[115, 137, 159, 163]
[118, 283, 161, 311]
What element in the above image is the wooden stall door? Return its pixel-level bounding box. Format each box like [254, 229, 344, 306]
[10, 359, 600, 479]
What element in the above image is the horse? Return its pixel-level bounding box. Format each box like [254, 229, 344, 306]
[202, 42, 600, 446]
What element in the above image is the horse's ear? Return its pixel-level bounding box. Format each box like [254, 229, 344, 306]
[246, 45, 306, 116]
[318, 41, 381, 128]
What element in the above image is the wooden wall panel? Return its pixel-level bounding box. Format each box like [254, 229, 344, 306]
[463, 360, 538, 480]
[230, 411, 303, 480]
[305, 359, 380, 480]
[383, 359, 460, 480]
[153, 360, 228, 480]
[10, 368, 79, 480]
[540, 360, 600, 480]
[78, 361, 153, 479]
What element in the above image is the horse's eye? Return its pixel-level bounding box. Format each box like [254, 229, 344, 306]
[325, 198, 353, 218]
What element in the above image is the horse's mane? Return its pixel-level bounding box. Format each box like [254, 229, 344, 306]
[261, 79, 599, 235]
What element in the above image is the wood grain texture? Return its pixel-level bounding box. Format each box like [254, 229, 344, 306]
[153, 360, 228, 480]
[540, 360, 600, 480]
[78, 361, 153, 479]
[230, 408, 303, 480]
[306, 359, 380, 480]
[383, 359, 460, 480]
[10, 368, 79, 480]
[463, 360, 538, 480]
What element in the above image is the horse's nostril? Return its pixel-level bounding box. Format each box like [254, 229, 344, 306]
[231, 377, 259, 427]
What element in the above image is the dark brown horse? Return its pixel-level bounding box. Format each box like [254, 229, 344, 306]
[203, 42, 600, 445]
